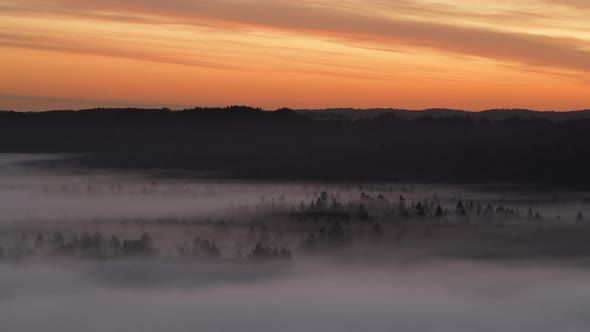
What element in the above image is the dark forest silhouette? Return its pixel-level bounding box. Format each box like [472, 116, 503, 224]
[2, 106, 590, 184]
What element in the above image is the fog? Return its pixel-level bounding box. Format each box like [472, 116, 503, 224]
[0, 154, 308, 222]
[2, 260, 590, 332]
[1, 154, 590, 332]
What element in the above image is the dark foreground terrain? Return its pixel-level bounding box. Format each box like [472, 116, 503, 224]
[1, 107, 590, 184]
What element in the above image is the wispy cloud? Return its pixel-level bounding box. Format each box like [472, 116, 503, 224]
[539, 0, 590, 9]
[3, 0, 589, 74]
[1, 0, 589, 110]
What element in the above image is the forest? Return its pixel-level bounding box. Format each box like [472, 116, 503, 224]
[1, 107, 590, 185]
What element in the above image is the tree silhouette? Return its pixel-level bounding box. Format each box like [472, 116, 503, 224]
[357, 204, 370, 221]
[51, 232, 65, 247]
[455, 201, 466, 217]
[435, 205, 444, 218]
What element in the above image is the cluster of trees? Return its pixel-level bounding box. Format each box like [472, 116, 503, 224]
[40, 181, 223, 198]
[0, 231, 157, 260]
[286, 191, 565, 224]
[2, 107, 590, 184]
[0, 189, 586, 261]
[301, 221, 352, 251]
[176, 235, 221, 259]
[247, 243, 292, 260]
[0, 228, 295, 263]
[281, 190, 590, 250]
[289, 191, 359, 221]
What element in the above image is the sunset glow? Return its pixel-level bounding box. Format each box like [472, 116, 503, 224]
[1, 0, 589, 111]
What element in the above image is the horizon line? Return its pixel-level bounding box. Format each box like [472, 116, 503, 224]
[2, 106, 590, 114]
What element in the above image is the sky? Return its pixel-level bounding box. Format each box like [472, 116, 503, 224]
[1, 0, 589, 111]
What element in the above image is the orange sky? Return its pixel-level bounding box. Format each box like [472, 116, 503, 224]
[1, 0, 589, 111]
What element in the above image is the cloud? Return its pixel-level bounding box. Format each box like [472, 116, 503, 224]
[539, 0, 590, 9]
[0, 31, 239, 70]
[3, 0, 590, 75]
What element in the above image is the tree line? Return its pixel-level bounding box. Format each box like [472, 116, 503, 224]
[1, 107, 590, 185]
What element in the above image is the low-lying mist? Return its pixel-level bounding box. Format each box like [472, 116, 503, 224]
[2, 259, 590, 332]
[1, 154, 590, 332]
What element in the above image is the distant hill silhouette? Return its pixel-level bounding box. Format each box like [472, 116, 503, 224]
[1, 106, 590, 185]
[296, 108, 590, 121]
